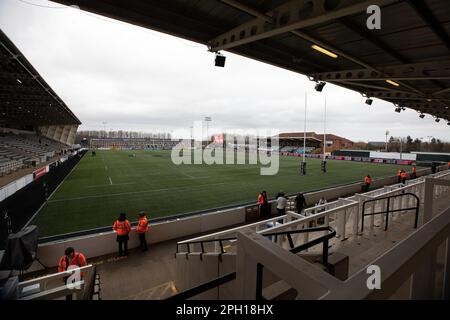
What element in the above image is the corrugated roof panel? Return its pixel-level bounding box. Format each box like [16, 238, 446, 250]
[425, 0, 450, 22]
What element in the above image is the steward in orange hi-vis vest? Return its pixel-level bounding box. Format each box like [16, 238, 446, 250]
[113, 213, 131, 256]
[400, 170, 408, 184]
[57, 247, 87, 300]
[136, 216, 149, 234]
[363, 175, 372, 192]
[136, 211, 149, 252]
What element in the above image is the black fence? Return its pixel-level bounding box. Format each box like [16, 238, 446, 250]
[0, 150, 87, 249]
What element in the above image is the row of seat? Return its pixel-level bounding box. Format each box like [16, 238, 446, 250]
[0, 133, 68, 176]
[90, 138, 180, 149]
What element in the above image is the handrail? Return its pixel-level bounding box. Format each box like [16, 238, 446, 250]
[264, 226, 336, 268]
[165, 272, 236, 301]
[171, 227, 336, 300]
[176, 237, 237, 254]
[177, 225, 336, 268]
[361, 192, 420, 232]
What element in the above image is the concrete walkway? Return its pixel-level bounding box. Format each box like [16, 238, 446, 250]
[92, 240, 178, 300]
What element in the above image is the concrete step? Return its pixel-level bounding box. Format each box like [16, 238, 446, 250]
[262, 280, 298, 300]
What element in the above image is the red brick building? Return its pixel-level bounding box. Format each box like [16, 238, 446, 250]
[277, 132, 354, 153]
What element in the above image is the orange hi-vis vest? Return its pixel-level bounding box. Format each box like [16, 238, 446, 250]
[136, 217, 149, 234]
[412, 166, 417, 173]
[397, 170, 402, 177]
[57, 252, 87, 273]
[401, 171, 408, 179]
[364, 176, 372, 184]
[258, 194, 264, 205]
[113, 220, 131, 236]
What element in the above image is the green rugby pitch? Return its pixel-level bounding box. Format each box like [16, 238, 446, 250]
[33, 150, 414, 236]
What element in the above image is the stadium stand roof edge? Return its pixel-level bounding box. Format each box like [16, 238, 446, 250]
[51, 0, 450, 121]
[0, 29, 81, 127]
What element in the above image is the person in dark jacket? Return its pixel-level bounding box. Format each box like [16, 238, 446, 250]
[295, 192, 307, 214]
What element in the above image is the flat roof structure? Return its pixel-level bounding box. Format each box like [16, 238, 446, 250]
[0, 29, 81, 127]
[52, 0, 450, 121]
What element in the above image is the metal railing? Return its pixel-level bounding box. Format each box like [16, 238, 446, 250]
[17, 264, 95, 300]
[176, 236, 237, 255]
[262, 226, 336, 268]
[172, 226, 336, 300]
[232, 174, 450, 300]
[166, 272, 236, 301]
[361, 192, 420, 232]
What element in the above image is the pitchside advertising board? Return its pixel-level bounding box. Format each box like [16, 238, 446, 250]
[281, 153, 414, 165]
[33, 166, 49, 180]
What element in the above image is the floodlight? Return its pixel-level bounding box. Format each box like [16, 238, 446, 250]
[315, 82, 326, 92]
[215, 53, 226, 67]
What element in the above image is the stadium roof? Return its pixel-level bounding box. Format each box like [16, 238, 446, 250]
[52, 0, 450, 121]
[0, 29, 81, 127]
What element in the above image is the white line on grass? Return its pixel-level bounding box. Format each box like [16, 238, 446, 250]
[175, 176, 211, 181]
[180, 171, 196, 179]
[109, 177, 113, 185]
[48, 182, 228, 203]
[24, 154, 83, 228]
[87, 182, 136, 188]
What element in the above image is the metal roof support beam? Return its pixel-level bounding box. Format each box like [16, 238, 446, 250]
[389, 102, 449, 114]
[311, 60, 450, 82]
[209, 0, 399, 52]
[220, 0, 374, 70]
[336, 17, 428, 94]
[363, 91, 429, 100]
[407, 0, 450, 49]
[432, 88, 450, 96]
[329, 81, 409, 94]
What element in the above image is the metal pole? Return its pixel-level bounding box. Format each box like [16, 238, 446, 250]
[323, 97, 326, 161]
[385, 130, 389, 152]
[399, 138, 403, 160]
[303, 92, 307, 164]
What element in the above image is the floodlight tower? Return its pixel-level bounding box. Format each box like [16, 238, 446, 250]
[102, 121, 107, 138]
[321, 97, 327, 173]
[301, 92, 307, 175]
[385, 130, 389, 152]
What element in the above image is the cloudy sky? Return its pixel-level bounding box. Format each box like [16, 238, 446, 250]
[0, 0, 449, 142]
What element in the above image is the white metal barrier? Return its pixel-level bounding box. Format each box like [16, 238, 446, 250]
[17, 264, 95, 300]
[234, 175, 450, 300]
[177, 170, 450, 255]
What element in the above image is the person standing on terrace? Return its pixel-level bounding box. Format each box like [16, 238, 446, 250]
[113, 213, 131, 257]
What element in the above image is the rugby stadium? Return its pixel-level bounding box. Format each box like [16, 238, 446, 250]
[0, 0, 450, 304]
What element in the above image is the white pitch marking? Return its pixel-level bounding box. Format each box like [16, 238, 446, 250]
[109, 177, 113, 185]
[87, 182, 136, 188]
[48, 182, 228, 203]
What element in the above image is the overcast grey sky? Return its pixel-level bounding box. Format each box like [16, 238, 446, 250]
[0, 0, 449, 142]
